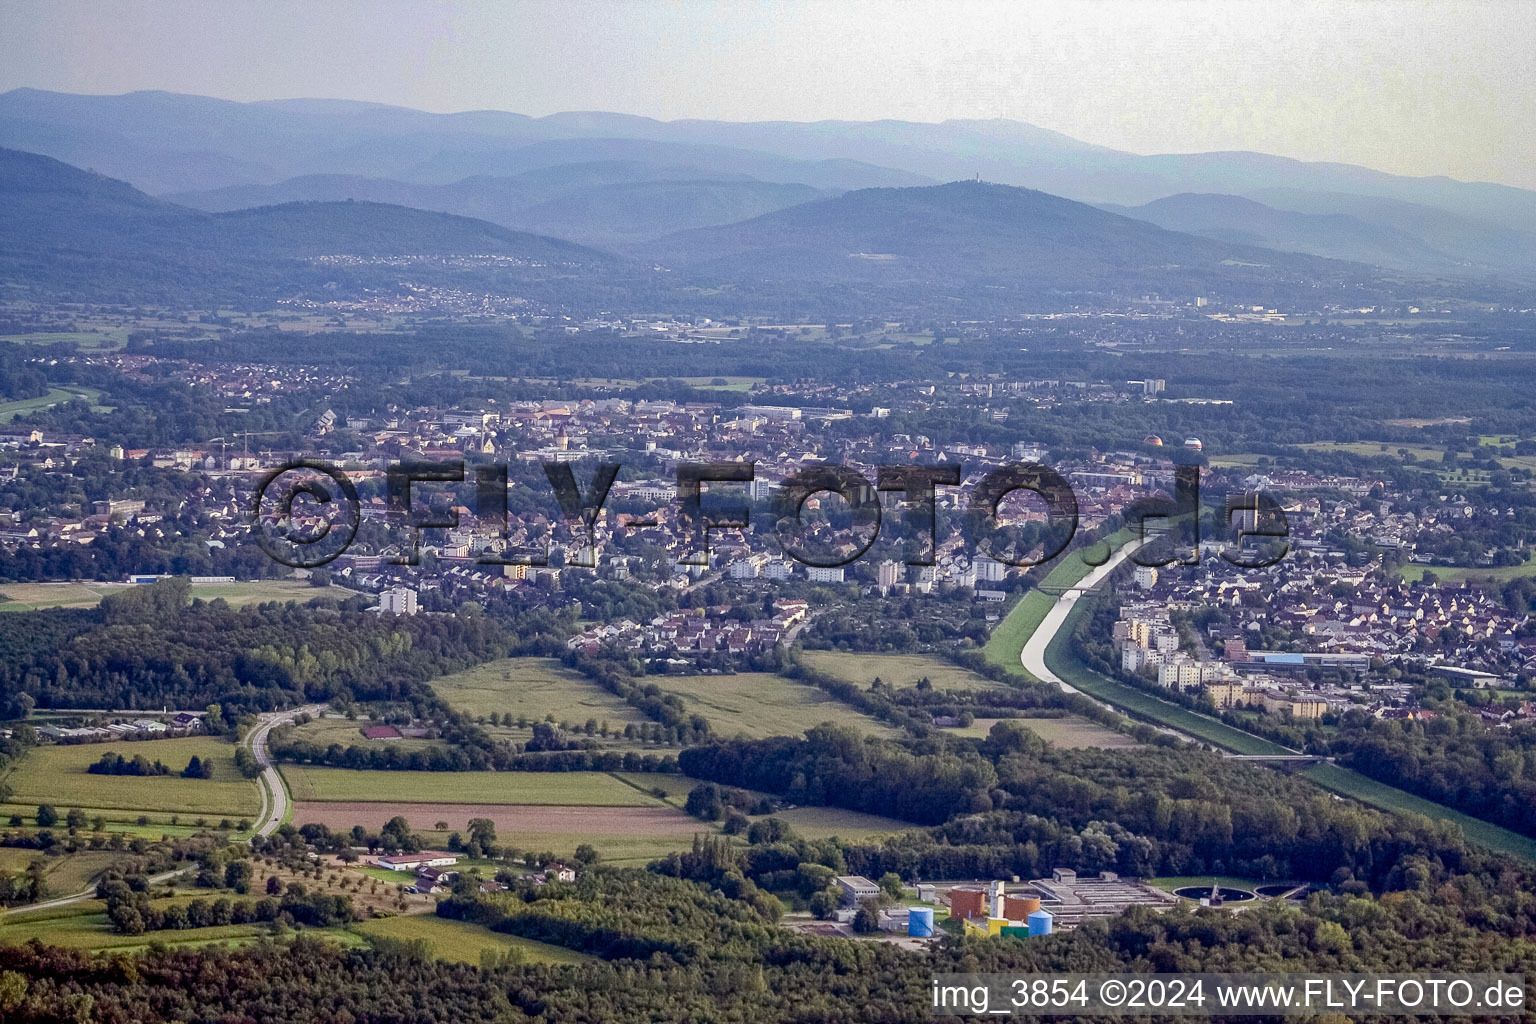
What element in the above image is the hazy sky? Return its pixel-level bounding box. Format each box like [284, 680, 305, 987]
[5, 0, 1534, 188]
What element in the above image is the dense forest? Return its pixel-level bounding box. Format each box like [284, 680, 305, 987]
[0, 578, 523, 718]
[4, 865, 1536, 1022]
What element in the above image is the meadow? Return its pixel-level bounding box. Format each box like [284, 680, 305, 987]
[1396, 554, 1536, 584]
[944, 716, 1140, 749]
[1, 737, 262, 817]
[651, 673, 899, 739]
[428, 657, 648, 726]
[0, 899, 362, 952]
[0, 848, 118, 895]
[280, 767, 657, 805]
[0, 577, 353, 612]
[0, 386, 110, 423]
[297, 803, 707, 868]
[768, 806, 914, 840]
[1303, 762, 1536, 863]
[352, 913, 592, 964]
[800, 651, 1003, 691]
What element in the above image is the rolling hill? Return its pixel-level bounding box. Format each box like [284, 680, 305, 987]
[1242, 187, 1536, 281]
[1100, 193, 1470, 278]
[166, 165, 830, 245]
[635, 180, 1390, 308]
[0, 147, 612, 305]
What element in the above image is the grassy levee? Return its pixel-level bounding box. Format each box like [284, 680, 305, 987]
[1042, 599, 1292, 755]
[982, 528, 1137, 677]
[1303, 763, 1536, 863]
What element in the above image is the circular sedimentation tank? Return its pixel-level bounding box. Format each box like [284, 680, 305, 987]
[1173, 885, 1256, 903]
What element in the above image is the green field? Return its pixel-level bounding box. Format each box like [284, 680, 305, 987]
[769, 806, 915, 840]
[611, 772, 704, 803]
[801, 651, 1004, 691]
[0, 331, 125, 348]
[187, 579, 358, 606]
[651, 673, 899, 739]
[0, 578, 353, 612]
[282, 767, 657, 805]
[0, 898, 361, 952]
[288, 716, 440, 753]
[428, 657, 648, 725]
[1, 737, 262, 816]
[946, 716, 1141, 749]
[0, 386, 109, 423]
[1397, 555, 1536, 584]
[0, 849, 117, 895]
[0, 806, 250, 839]
[353, 914, 592, 964]
[1299, 440, 1447, 461]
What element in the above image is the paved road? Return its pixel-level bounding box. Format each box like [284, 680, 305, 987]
[1019, 540, 1141, 691]
[1, 867, 188, 917]
[247, 703, 326, 838]
[2, 705, 318, 919]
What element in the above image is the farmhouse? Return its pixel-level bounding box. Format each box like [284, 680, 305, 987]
[360, 725, 403, 740]
[375, 852, 458, 872]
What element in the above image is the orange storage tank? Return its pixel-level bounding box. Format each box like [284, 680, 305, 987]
[1004, 896, 1041, 918]
[949, 889, 987, 920]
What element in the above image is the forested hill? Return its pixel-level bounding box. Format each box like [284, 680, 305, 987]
[634, 180, 1409, 309]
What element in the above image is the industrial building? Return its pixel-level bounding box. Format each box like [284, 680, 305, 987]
[945, 869, 1178, 936]
[834, 875, 882, 906]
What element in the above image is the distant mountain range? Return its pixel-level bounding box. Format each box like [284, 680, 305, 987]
[165, 165, 832, 246]
[0, 137, 1520, 314]
[2, 88, 1534, 288]
[1102, 193, 1536, 280]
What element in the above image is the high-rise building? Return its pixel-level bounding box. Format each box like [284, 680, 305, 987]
[974, 555, 1007, 582]
[379, 587, 419, 615]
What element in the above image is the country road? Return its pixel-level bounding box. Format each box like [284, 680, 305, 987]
[247, 703, 326, 838]
[1, 704, 320, 919]
[0, 866, 189, 917]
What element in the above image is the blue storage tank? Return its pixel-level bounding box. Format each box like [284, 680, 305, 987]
[1027, 910, 1053, 936]
[908, 906, 935, 937]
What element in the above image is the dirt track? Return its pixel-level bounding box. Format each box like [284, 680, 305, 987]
[293, 802, 703, 834]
